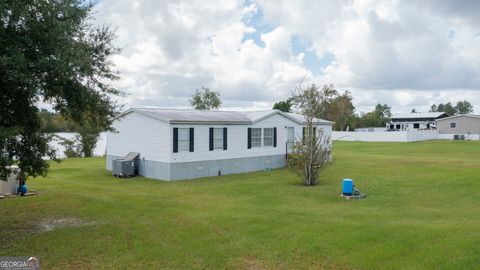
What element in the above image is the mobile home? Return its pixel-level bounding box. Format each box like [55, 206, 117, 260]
[106, 108, 333, 181]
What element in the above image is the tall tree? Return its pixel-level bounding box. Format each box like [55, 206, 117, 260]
[272, 98, 293, 112]
[455, 100, 474, 114]
[434, 102, 455, 115]
[0, 1, 121, 177]
[316, 84, 339, 119]
[324, 91, 355, 131]
[189, 87, 221, 110]
[289, 81, 332, 186]
[356, 104, 392, 128]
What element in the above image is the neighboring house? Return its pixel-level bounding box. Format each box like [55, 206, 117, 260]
[386, 112, 449, 131]
[436, 114, 480, 139]
[106, 108, 333, 181]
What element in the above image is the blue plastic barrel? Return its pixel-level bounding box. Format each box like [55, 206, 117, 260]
[342, 179, 354, 195]
[17, 184, 27, 195]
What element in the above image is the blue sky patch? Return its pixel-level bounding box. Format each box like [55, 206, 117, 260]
[242, 1, 335, 75]
[241, 0, 276, 47]
[291, 34, 335, 75]
[447, 29, 455, 40]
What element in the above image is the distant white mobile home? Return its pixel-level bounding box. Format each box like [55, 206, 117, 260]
[386, 112, 449, 131]
[106, 108, 333, 181]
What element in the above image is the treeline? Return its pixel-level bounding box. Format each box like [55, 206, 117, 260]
[273, 85, 475, 131]
[39, 109, 102, 157]
[429, 101, 473, 115]
[39, 109, 77, 133]
[273, 85, 391, 131]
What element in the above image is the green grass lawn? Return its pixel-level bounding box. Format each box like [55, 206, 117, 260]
[1, 141, 480, 269]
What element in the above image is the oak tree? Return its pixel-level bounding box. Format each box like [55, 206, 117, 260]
[0, 0, 121, 177]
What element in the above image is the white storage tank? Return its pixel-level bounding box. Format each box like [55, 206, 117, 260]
[0, 165, 19, 195]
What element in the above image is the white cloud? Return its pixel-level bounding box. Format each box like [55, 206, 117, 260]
[257, 0, 480, 113]
[95, 0, 312, 110]
[94, 0, 480, 113]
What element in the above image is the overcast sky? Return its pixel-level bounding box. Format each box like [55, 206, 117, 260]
[95, 0, 480, 114]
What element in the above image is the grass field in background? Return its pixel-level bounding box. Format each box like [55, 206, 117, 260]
[1, 141, 479, 269]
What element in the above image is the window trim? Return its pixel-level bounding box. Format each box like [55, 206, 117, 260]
[177, 128, 190, 152]
[450, 122, 456, 129]
[286, 127, 295, 142]
[212, 128, 224, 150]
[263, 128, 274, 147]
[250, 128, 262, 148]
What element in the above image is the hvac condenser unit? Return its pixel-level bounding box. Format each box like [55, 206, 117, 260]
[113, 152, 140, 178]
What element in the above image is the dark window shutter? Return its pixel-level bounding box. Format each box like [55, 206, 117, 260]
[273, 127, 277, 147]
[209, 128, 214, 151]
[173, 128, 178, 153]
[223, 127, 227, 150]
[189, 128, 194, 152]
[247, 128, 252, 149]
[313, 127, 317, 141]
[302, 127, 305, 145]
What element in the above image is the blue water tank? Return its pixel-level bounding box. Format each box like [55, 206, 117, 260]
[342, 179, 354, 195]
[17, 184, 27, 195]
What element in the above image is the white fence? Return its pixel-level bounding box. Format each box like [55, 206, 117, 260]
[49, 132, 107, 158]
[406, 130, 439, 141]
[332, 130, 442, 142]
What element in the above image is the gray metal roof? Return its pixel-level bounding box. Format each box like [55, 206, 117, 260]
[122, 108, 333, 125]
[135, 108, 251, 123]
[284, 112, 330, 124]
[391, 112, 449, 119]
[436, 114, 480, 121]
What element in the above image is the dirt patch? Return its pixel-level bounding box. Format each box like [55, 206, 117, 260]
[39, 217, 97, 232]
[228, 255, 272, 270]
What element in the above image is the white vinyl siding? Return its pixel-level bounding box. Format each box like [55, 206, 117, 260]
[213, 128, 224, 150]
[178, 128, 190, 152]
[169, 114, 331, 163]
[106, 111, 170, 162]
[251, 128, 262, 147]
[107, 111, 333, 167]
[263, 128, 274, 147]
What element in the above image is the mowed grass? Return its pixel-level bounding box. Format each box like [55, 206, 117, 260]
[1, 141, 480, 269]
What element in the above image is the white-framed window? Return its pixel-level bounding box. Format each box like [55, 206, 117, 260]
[178, 128, 190, 152]
[287, 127, 294, 142]
[263, 128, 274, 147]
[213, 128, 224, 150]
[450, 122, 456, 128]
[251, 128, 262, 147]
